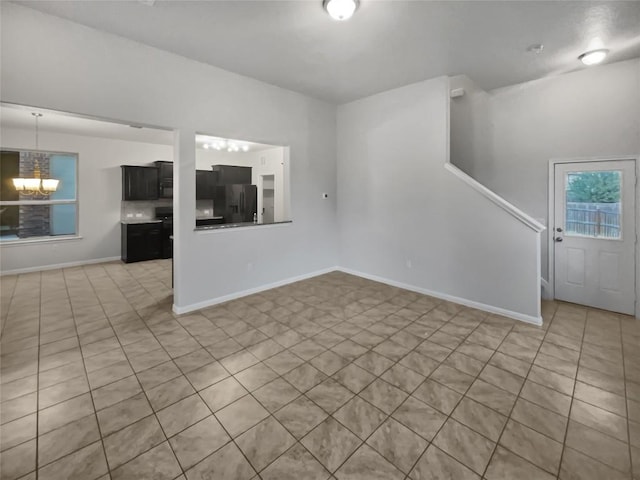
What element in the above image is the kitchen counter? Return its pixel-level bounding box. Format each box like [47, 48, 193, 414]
[195, 220, 292, 231]
[121, 219, 162, 225]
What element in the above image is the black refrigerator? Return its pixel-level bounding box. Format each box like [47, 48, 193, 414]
[213, 184, 257, 224]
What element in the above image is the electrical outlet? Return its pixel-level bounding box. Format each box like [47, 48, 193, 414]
[126, 213, 133, 218]
[135, 213, 143, 218]
[204, 210, 210, 215]
[405, 259, 412, 269]
[247, 262, 254, 272]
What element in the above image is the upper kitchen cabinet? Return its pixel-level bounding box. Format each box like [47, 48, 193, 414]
[195, 170, 217, 200]
[154, 161, 173, 198]
[121, 166, 159, 200]
[211, 165, 252, 185]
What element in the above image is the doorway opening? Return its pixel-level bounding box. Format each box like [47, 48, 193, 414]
[261, 174, 275, 224]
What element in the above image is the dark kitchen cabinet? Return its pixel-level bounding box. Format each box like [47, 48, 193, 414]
[121, 222, 162, 263]
[211, 165, 252, 186]
[154, 161, 173, 198]
[121, 166, 159, 200]
[195, 170, 217, 200]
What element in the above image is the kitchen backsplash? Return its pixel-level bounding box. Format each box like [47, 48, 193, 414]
[196, 200, 215, 218]
[121, 199, 215, 221]
[121, 200, 171, 221]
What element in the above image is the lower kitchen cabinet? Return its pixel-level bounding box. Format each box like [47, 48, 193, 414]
[121, 222, 162, 263]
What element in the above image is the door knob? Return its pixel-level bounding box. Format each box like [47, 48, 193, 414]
[555, 237, 563, 242]
[556, 227, 563, 233]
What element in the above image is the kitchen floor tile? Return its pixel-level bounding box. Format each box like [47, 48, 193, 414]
[253, 377, 300, 412]
[307, 379, 354, 414]
[433, 418, 496, 474]
[485, 445, 555, 480]
[412, 378, 462, 415]
[499, 419, 563, 475]
[381, 364, 425, 393]
[215, 394, 269, 437]
[392, 395, 447, 441]
[366, 418, 428, 473]
[96, 391, 152, 436]
[272, 395, 326, 439]
[334, 444, 404, 480]
[199, 376, 248, 412]
[38, 414, 100, 467]
[37, 441, 108, 480]
[156, 393, 210, 437]
[509, 397, 567, 442]
[359, 379, 407, 414]
[236, 416, 296, 471]
[301, 417, 362, 473]
[451, 397, 507, 441]
[353, 351, 394, 376]
[184, 441, 255, 480]
[333, 396, 387, 440]
[332, 363, 375, 394]
[102, 415, 166, 470]
[260, 443, 330, 480]
[110, 441, 181, 480]
[410, 445, 480, 480]
[169, 415, 230, 470]
[565, 420, 631, 473]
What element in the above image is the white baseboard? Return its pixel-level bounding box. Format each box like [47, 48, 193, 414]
[336, 267, 543, 326]
[0, 256, 121, 276]
[172, 267, 338, 315]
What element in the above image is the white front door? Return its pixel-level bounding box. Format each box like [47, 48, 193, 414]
[554, 160, 636, 315]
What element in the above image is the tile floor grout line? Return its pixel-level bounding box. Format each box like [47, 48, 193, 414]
[53, 266, 114, 479]
[35, 270, 42, 480]
[619, 314, 635, 479]
[551, 308, 587, 480]
[305, 306, 495, 477]
[479, 303, 560, 479]
[420, 312, 522, 479]
[85, 263, 188, 478]
[102, 260, 312, 479]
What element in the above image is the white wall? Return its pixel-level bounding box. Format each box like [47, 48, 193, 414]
[0, 127, 172, 272]
[449, 75, 491, 179]
[477, 59, 640, 281]
[337, 76, 542, 322]
[1, 3, 338, 311]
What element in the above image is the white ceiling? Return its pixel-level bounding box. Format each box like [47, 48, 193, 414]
[13, 0, 640, 103]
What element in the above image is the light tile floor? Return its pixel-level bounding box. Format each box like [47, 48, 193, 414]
[1, 259, 639, 480]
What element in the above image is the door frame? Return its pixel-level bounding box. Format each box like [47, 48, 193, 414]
[547, 155, 639, 318]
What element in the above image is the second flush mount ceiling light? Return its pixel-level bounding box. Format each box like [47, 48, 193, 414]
[323, 0, 359, 21]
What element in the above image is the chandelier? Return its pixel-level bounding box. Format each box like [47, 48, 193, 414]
[12, 113, 60, 195]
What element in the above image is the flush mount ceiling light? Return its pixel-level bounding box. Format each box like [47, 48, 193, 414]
[578, 48, 609, 66]
[323, 0, 359, 21]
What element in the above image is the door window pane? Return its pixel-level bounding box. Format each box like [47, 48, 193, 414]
[565, 170, 621, 239]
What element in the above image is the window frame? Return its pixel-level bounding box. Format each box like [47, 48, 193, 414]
[0, 149, 79, 244]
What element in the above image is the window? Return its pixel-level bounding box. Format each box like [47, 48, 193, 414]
[1, 150, 78, 242]
[565, 170, 622, 239]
